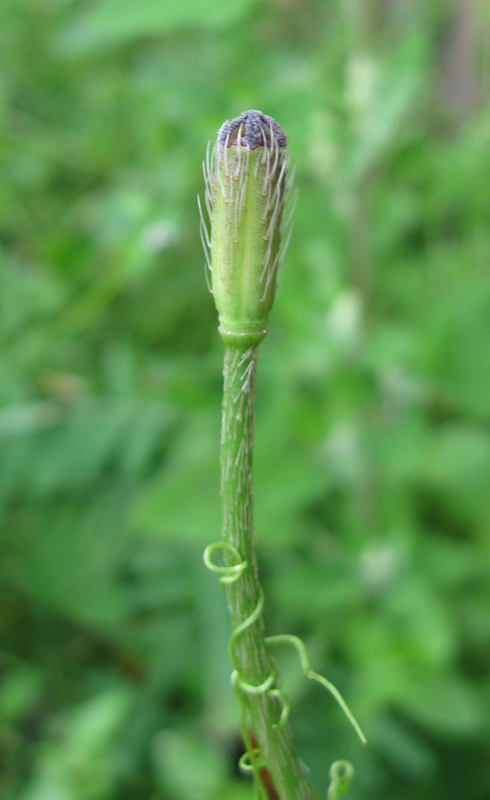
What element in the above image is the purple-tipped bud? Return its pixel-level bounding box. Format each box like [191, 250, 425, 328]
[199, 110, 296, 347]
[217, 110, 287, 149]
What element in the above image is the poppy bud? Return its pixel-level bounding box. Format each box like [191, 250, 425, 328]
[199, 110, 296, 348]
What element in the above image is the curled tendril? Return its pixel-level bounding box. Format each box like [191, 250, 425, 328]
[232, 668, 276, 695]
[268, 688, 291, 731]
[203, 541, 248, 585]
[229, 584, 264, 661]
[239, 748, 266, 774]
[238, 699, 270, 800]
[327, 760, 354, 800]
[204, 544, 289, 730]
[265, 635, 367, 745]
[204, 541, 364, 796]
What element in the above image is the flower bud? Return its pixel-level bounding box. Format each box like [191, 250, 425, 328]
[199, 110, 296, 347]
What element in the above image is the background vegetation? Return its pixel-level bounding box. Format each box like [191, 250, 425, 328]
[1, 0, 490, 798]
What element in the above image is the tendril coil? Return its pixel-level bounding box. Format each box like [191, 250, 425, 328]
[204, 541, 365, 797]
[239, 748, 266, 774]
[204, 541, 292, 797]
[327, 760, 354, 800]
[203, 541, 288, 715]
[203, 542, 248, 585]
[265, 635, 367, 745]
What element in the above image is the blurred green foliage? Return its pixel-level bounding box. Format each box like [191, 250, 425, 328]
[1, 0, 490, 798]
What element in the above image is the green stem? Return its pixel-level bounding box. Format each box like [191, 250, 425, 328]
[220, 343, 321, 800]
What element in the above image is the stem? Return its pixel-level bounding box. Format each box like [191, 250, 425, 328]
[221, 343, 320, 800]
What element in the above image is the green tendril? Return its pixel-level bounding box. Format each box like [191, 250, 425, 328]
[327, 760, 354, 800]
[239, 748, 266, 774]
[232, 668, 276, 695]
[268, 688, 291, 731]
[238, 694, 270, 800]
[203, 541, 248, 585]
[205, 545, 279, 698]
[265, 635, 367, 745]
[229, 585, 264, 662]
[204, 541, 365, 794]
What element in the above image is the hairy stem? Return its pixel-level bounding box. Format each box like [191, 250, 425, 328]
[221, 343, 320, 800]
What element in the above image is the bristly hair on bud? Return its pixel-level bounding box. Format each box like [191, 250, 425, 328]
[198, 110, 297, 348]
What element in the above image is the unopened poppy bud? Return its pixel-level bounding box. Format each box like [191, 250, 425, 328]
[199, 110, 296, 348]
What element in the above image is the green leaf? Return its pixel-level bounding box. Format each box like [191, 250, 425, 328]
[0, 666, 44, 723]
[58, 0, 259, 52]
[134, 411, 328, 545]
[398, 673, 485, 737]
[153, 728, 228, 800]
[134, 413, 221, 544]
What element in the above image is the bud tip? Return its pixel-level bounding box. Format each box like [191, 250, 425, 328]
[218, 110, 287, 149]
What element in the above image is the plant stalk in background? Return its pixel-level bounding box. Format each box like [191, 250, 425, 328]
[200, 111, 363, 800]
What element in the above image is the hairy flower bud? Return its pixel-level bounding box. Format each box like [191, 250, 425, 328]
[199, 110, 296, 347]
